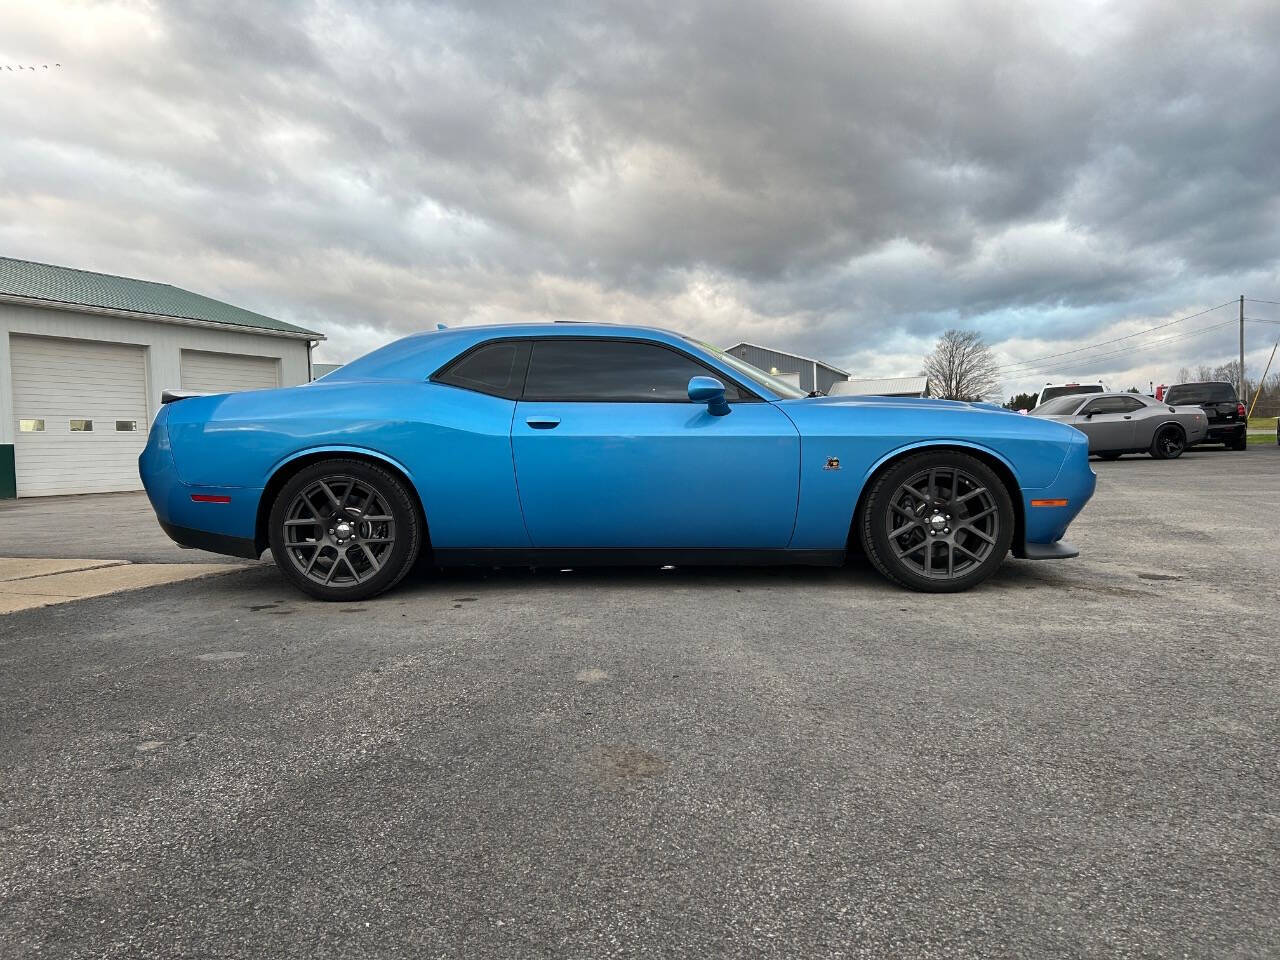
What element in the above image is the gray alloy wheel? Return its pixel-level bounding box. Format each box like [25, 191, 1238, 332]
[1150, 425, 1186, 460]
[283, 477, 396, 587]
[268, 459, 422, 601]
[860, 451, 1015, 593]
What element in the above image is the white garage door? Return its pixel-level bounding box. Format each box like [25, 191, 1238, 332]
[180, 349, 280, 393]
[10, 335, 150, 497]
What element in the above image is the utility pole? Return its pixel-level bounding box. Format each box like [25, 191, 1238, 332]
[1240, 294, 1246, 404]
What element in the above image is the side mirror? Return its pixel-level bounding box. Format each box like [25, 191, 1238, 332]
[1083, 412, 1094, 419]
[688, 375, 730, 416]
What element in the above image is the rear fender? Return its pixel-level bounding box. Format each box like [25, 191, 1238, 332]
[265, 445, 419, 489]
[255, 445, 426, 555]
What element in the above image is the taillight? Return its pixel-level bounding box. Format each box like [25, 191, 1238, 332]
[1237, 402, 1247, 418]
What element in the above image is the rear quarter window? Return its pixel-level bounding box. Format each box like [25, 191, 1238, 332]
[434, 341, 531, 399]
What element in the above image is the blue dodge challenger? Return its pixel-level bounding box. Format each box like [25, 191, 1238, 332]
[140, 323, 1096, 600]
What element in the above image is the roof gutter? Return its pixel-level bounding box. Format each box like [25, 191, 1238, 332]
[0, 292, 325, 341]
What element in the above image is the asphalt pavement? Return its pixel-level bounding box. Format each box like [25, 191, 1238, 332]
[1, 447, 1277, 958]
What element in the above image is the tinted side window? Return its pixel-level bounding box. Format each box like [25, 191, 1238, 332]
[1083, 396, 1137, 415]
[523, 339, 743, 402]
[435, 341, 530, 399]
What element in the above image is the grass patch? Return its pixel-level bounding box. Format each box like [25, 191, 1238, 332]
[1247, 431, 1276, 446]
[1248, 416, 1277, 431]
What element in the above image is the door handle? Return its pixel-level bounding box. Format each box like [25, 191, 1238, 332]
[1123, 415, 1132, 420]
[525, 416, 560, 429]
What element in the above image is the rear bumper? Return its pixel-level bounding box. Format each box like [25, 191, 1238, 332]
[1198, 422, 1246, 443]
[158, 521, 261, 559]
[139, 415, 262, 557]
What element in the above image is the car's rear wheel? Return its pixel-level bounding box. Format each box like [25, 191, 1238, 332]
[1229, 435, 1248, 451]
[860, 451, 1015, 593]
[268, 459, 422, 601]
[1150, 425, 1186, 460]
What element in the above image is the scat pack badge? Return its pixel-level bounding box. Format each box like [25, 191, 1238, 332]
[824, 456, 841, 471]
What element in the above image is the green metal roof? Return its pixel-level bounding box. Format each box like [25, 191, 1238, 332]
[0, 256, 320, 338]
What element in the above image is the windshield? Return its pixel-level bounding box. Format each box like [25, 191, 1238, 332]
[1031, 395, 1087, 416]
[1039, 384, 1103, 403]
[1164, 382, 1237, 404]
[688, 341, 810, 399]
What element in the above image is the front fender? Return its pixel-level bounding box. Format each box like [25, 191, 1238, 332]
[856, 438, 1026, 491]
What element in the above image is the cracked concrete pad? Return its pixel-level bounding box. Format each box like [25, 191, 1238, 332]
[0, 593, 79, 614]
[0, 561, 242, 613]
[0, 558, 126, 582]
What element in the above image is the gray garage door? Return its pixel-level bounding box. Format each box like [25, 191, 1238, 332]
[180, 349, 281, 393]
[10, 334, 150, 496]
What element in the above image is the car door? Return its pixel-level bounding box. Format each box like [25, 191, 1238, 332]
[511, 337, 801, 548]
[1075, 396, 1140, 450]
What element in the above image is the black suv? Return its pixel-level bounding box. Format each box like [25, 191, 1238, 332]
[1162, 381, 1247, 450]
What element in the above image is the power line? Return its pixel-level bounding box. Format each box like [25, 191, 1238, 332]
[994, 300, 1236, 373]
[1006, 318, 1238, 381]
[1245, 298, 1280, 306]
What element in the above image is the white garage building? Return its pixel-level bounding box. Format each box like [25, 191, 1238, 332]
[0, 257, 322, 498]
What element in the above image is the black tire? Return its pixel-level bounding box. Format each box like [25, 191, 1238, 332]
[1098, 451, 1123, 461]
[1150, 425, 1186, 460]
[1229, 435, 1248, 451]
[268, 459, 423, 601]
[859, 451, 1015, 593]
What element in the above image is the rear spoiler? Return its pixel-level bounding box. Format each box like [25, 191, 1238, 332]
[161, 389, 211, 405]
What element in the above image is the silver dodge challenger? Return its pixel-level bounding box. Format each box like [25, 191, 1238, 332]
[1029, 392, 1207, 460]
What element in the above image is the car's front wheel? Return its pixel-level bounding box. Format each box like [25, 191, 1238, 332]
[268, 459, 423, 601]
[860, 451, 1015, 593]
[1150, 425, 1186, 460]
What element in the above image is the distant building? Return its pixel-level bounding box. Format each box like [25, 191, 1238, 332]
[0, 256, 321, 498]
[724, 341, 849, 394]
[828, 376, 931, 398]
[311, 362, 345, 380]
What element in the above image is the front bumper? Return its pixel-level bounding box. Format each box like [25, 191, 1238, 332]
[1022, 539, 1080, 559]
[1014, 438, 1095, 560]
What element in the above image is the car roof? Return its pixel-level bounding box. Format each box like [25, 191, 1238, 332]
[324, 321, 772, 392]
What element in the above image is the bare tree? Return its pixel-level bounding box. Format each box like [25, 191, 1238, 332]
[922, 329, 1000, 401]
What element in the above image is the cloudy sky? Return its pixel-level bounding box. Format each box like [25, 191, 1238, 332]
[3, 0, 1279, 396]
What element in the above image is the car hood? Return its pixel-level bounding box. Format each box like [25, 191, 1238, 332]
[799, 394, 1018, 414]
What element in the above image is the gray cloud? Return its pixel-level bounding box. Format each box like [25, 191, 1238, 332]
[1, 0, 1278, 391]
